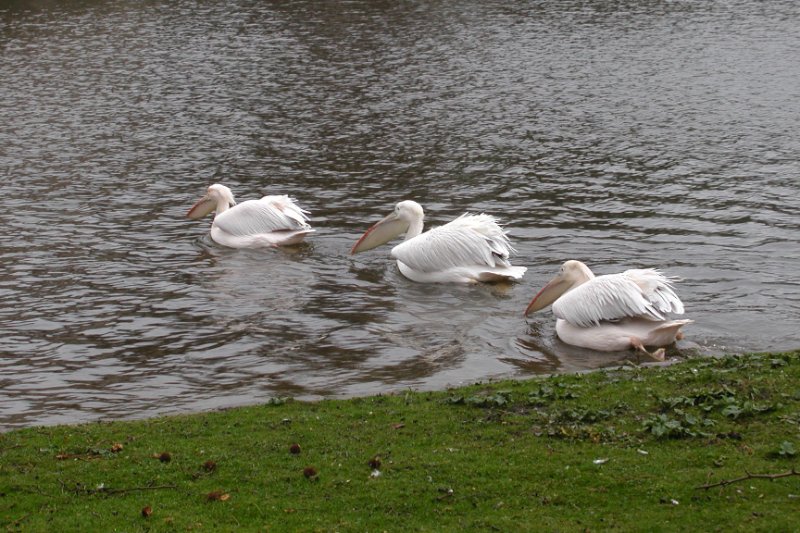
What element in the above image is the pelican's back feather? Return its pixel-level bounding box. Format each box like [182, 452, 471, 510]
[553, 269, 684, 328]
[391, 213, 514, 273]
[214, 195, 310, 237]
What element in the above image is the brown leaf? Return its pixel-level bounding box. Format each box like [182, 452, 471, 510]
[206, 491, 229, 502]
[111, 443, 124, 453]
[154, 452, 171, 463]
[202, 460, 217, 472]
[392, 423, 405, 430]
[368, 456, 382, 469]
[303, 466, 318, 479]
[289, 443, 301, 455]
[141, 506, 153, 518]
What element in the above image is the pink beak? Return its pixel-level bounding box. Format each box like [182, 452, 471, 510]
[524, 276, 570, 316]
[351, 213, 409, 254]
[186, 195, 216, 220]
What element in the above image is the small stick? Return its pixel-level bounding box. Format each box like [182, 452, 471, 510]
[9, 513, 30, 526]
[61, 481, 177, 496]
[696, 469, 800, 490]
[102, 484, 177, 495]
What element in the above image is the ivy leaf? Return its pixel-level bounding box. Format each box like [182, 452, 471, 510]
[778, 441, 797, 458]
[722, 404, 743, 419]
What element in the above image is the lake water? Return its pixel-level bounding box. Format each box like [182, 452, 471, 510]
[2, 0, 799, 430]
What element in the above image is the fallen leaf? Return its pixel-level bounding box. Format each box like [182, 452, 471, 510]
[111, 443, 124, 453]
[392, 423, 405, 430]
[289, 443, 301, 455]
[206, 491, 230, 502]
[141, 506, 153, 518]
[154, 452, 171, 463]
[303, 466, 318, 479]
[368, 456, 382, 469]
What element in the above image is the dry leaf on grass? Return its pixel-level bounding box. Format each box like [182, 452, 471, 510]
[206, 491, 230, 502]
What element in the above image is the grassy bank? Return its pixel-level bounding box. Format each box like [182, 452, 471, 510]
[2, 351, 800, 532]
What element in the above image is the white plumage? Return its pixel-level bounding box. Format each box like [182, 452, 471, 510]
[187, 184, 313, 248]
[525, 260, 690, 359]
[351, 201, 526, 283]
[553, 269, 684, 328]
[393, 214, 514, 271]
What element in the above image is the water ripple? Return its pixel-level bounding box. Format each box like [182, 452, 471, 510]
[2, 0, 799, 429]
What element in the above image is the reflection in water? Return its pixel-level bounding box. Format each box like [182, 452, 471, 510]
[2, 0, 800, 429]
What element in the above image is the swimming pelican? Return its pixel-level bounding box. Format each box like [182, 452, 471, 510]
[186, 183, 313, 247]
[524, 260, 691, 360]
[351, 200, 526, 283]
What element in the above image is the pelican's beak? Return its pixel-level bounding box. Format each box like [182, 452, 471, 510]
[524, 275, 571, 316]
[186, 194, 216, 219]
[351, 213, 410, 254]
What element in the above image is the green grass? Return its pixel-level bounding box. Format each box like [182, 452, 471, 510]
[3, 351, 800, 532]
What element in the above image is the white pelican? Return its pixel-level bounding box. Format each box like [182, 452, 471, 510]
[524, 260, 691, 360]
[350, 200, 526, 283]
[186, 183, 313, 248]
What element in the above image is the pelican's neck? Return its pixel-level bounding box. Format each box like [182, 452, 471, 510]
[404, 213, 424, 240]
[215, 198, 233, 215]
[569, 263, 596, 290]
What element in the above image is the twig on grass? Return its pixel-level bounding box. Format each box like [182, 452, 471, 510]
[696, 468, 800, 490]
[100, 484, 177, 495]
[3, 513, 30, 529]
[57, 478, 177, 496]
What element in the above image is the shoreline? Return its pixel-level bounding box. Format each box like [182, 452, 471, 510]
[3, 350, 799, 530]
[3, 344, 723, 433]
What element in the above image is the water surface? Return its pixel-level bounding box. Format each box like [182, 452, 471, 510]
[2, 0, 799, 430]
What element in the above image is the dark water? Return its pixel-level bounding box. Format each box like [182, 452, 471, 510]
[2, 0, 799, 430]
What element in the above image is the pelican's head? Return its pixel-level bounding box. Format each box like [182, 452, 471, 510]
[186, 183, 237, 219]
[350, 200, 424, 254]
[524, 260, 595, 316]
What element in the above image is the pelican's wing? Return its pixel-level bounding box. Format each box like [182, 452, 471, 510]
[625, 268, 685, 315]
[553, 269, 684, 328]
[213, 195, 311, 237]
[390, 213, 515, 273]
